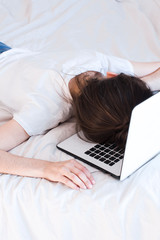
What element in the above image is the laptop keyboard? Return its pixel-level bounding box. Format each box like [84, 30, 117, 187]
[84, 143, 124, 166]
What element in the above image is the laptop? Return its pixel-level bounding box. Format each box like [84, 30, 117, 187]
[57, 92, 160, 180]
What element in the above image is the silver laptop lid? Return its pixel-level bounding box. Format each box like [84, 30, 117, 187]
[120, 92, 160, 180]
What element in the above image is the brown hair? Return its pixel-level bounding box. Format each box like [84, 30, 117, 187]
[72, 73, 153, 147]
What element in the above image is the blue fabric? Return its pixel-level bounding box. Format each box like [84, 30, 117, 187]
[0, 42, 11, 54]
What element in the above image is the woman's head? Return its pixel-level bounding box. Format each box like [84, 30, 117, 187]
[69, 71, 103, 98]
[71, 73, 153, 147]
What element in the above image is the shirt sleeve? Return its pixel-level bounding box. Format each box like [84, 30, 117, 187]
[13, 70, 72, 136]
[98, 52, 135, 76]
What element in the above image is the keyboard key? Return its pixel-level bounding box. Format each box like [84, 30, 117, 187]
[99, 152, 106, 156]
[109, 156, 116, 161]
[104, 149, 110, 154]
[114, 159, 120, 163]
[95, 149, 101, 154]
[90, 147, 96, 151]
[104, 154, 110, 159]
[114, 153, 120, 158]
[119, 154, 124, 160]
[95, 144, 101, 148]
[109, 162, 115, 166]
[99, 147, 105, 151]
[104, 160, 111, 164]
[89, 153, 96, 157]
[99, 157, 106, 162]
[85, 150, 91, 155]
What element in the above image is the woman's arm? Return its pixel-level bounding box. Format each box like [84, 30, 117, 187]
[140, 67, 160, 91]
[130, 61, 160, 91]
[0, 119, 29, 151]
[130, 61, 160, 77]
[0, 119, 95, 190]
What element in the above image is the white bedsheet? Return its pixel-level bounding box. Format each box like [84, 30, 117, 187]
[0, 0, 160, 239]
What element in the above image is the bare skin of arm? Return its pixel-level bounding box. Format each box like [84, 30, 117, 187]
[130, 61, 160, 90]
[130, 61, 160, 78]
[0, 119, 95, 190]
[139, 67, 160, 91]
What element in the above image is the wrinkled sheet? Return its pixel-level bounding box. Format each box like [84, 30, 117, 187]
[0, 0, 160, 239]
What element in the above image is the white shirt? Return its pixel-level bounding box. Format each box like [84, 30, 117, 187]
[0, 48, 134, 136]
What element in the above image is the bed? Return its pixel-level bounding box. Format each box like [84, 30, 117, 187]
[0, 0, 160, 239]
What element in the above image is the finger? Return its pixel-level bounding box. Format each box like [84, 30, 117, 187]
[69, 172, 88, 189]
[72, 160, 96, 185]
[70, 167, 93, 189]
[62, 168, 87, 189]
[60, 176, 80, 190]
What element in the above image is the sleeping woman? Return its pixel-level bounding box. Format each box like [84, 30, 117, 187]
[0, 42, 159, 190]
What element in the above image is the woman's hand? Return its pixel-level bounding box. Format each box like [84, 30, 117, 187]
[44, 159, 95, 190]
[0, 119, 95, 190]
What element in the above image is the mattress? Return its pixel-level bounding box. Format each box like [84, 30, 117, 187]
[0, 0, 160, 239]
